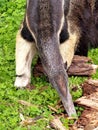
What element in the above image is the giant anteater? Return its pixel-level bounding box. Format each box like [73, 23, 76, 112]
[14, 0, 98, 116]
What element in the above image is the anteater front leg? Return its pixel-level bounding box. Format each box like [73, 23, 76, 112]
[14, 26, 37, 88]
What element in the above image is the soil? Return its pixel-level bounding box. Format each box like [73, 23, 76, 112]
[70, 80, 98, 130]
[71, 108, 98, 130]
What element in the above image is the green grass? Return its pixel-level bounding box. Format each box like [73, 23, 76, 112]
[0, 0, 98, 129]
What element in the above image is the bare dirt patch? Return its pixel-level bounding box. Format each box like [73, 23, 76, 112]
[71, 79, 98, 130]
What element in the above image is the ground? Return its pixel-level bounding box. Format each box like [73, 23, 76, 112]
[71, 80, 98, 130]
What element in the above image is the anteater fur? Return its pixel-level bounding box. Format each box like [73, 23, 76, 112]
[14, 0, 98, 116]
[68, 0, 98, 56]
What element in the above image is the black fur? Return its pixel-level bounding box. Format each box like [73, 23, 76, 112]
[21, 19, 35, 42]
[60, 21, 69, 44]
[69, 0, 98, 56]
[21, 19, 69, 44]
[75, 35, 89, 56]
